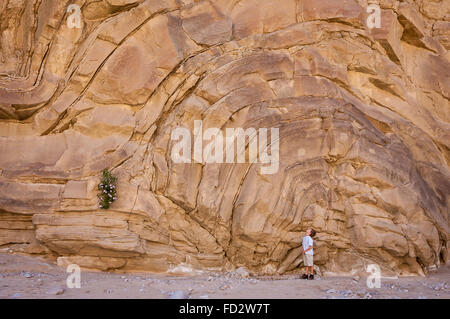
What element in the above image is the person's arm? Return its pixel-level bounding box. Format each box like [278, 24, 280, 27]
[302, 237, 313, 253]
[301, 244, 312, 253]
[303, 246, 312, 253]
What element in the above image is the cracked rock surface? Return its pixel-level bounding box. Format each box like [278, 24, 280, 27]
[0, 0, 449, 276]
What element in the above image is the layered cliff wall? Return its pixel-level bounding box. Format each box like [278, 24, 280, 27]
[0, 0, 449, 276]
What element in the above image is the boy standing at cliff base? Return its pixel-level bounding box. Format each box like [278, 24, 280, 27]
[301, 228, 316, 280]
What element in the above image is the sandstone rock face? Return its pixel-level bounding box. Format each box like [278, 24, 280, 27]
[0, 0, 449, 276]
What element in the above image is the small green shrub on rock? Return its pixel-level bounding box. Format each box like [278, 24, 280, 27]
[97, 169, 117, 209]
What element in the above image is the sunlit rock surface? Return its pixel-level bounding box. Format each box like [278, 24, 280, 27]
[0, 0, 449, 276]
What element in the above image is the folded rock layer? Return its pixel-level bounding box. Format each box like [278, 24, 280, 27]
[0, 0, 449, 276]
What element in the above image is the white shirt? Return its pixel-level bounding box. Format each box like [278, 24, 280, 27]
[302, 235, 313, 255]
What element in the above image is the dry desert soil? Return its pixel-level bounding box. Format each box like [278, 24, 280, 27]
[0, 252, 448, 299]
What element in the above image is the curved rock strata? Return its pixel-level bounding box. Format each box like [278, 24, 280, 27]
[0, 0, 449, 276]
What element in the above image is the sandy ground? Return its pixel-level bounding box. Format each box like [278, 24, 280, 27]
[0, 253, 448, 299]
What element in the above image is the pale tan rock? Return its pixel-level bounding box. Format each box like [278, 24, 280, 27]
[57, 255, 127, 271]
[230, 0, 296, 40]
[181, 0, 232, 46]
[370, 9, 404, 65]
[301, 0, 363, 24]
[0, 0, 448, 276]
[433, 21, 450, 49]
[62, 181, 88, 199]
